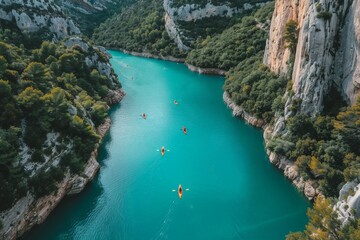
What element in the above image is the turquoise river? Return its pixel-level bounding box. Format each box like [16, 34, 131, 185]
[24, 51, 310, 240]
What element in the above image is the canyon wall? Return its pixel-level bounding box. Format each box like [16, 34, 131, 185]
[0, 0, 80, 40]
[264, 0, 360, 119]
[264, 0, 360, 222]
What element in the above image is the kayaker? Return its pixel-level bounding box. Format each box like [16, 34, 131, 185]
[178, 184, 183, 199]
[174, 100, 178, 105]
[182, 127, 187, 134]
[161, 146, 165, 156]
[142, 113, 146, 119]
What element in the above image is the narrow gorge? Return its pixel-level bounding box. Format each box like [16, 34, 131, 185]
[1, 0, 360, 239]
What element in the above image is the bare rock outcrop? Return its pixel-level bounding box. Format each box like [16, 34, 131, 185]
[0, 0, 80, 40]
[186, 63, 226, 75]
[335, 180, 360, 225]
[264, 0, 360, 118]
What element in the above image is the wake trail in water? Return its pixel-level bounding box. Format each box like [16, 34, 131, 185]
[152, 200, 177, 240]
[234, 210, 305, 238]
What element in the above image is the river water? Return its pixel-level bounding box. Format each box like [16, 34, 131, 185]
[24, 51, 310, 240]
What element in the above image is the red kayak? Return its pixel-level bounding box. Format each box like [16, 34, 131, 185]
[178, 184, 183, 199]
[182, 127, 187, 135]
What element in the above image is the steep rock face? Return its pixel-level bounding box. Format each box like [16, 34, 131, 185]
[334, 0, 360, 104]
[57, 0, 126, 35]
[264, 0, 360, 117]
[163, 0, 266, 50]
[264, 0, 360, 224]
[335, 180, 360, 225]
[263, 0, 307, 75]
[0, 0, 80, 40]
[60, 0, 120, 14]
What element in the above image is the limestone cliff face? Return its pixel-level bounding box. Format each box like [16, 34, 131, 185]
[335, 180, 360, 225]
[60, 0, 120, 15]
[264, 0, 360, 222]
[0, 0, 80, 40]
[163, 0, 266, 50]
[264, 0, 360, 117]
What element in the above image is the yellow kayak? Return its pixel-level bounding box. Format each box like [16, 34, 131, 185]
[161, 146, 165, 156]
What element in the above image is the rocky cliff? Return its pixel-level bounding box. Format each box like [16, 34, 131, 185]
[57, 0, 130, 35]
[335, 180, 360, 225]
[263, 0, 360, 223]
[0, 0, 81, 40]
[264, 0, 360, 118]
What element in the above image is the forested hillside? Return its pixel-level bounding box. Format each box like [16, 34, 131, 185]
[0, 27, 121, 212]
[186, 3, 273, 70]
[93, 0, 184, 57]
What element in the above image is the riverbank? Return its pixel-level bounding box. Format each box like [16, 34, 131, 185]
[186, 63, 226, 76]
[108, 48, 186, 63]
[223, 91, 319, 200]
[108, 48, 227, 76]
[0, 89, 125, 240]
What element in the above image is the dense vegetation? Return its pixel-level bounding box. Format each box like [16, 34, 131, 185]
[186, 2, 273, 70]
[0, 27, 120, 211]
[287, 195, 360, 239]
[190, 2, 285, 123]
[93, 0, 185, 57]
[170, 0, 267, 8]
[268, 100, 360, 196]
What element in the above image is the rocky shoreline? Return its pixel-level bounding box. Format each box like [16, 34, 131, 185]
[186, 63, 226, 76]
[108, 48, 227, 76]
[0, 90, 125, 240]
[223, 92, 319, 200]
[223, 92, 266, 128]
[109, 48, 186, 63]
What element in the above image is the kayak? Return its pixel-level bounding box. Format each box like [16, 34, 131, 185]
[178, 184, 183, 199]
[182, 127, 187, 135]
[161, 146, 165, 156]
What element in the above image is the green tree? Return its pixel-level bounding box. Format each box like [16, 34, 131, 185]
[21, 62, 53, 90]
[17, 86, 44, 111]
[0, 56, 8, 77]
[333, 100, 360, 155]
[284, 20, 299, 54]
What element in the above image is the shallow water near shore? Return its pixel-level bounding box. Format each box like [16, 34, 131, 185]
[24, 50, 310, 240]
